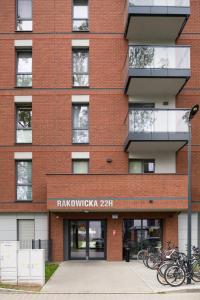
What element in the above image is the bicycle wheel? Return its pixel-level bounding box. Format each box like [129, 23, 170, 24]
[157, 271, 168, 285]
[191, 260, 200, 282]
[143, 255, 149, 267]
[147, 254, 161, 270]
[137, 249, 147, 261]
[158, 261, 174, 277]
[164, 265, 186, 287]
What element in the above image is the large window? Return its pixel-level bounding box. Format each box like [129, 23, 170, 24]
[72, 159, 89, 174]
[123, 219, 162, 259]
[16, 51, 32, 87]
[73, 0, 89, 32]
[72, 48, 89, 87]
[129, 159, 155, 174]
[16, 105, 32, 143]
[72, 104, 89, 143]
[16, 0, 32, 31]
[16, 161, 32, 201]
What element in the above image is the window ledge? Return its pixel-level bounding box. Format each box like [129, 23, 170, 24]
[15, 200, 33, 203]
[72, 86, 90, 89]
[72, 143, 89, 145]
[15, 30, 33, 33]
[15, 86, 32, 89]
[72, 30, 90, 33]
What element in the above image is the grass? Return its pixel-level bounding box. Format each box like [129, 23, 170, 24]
[45, 263, 59, 283]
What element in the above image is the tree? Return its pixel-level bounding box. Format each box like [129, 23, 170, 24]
[129, 46, 155, 68]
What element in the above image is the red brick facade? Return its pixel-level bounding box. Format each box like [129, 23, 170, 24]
[0, 0, 200, 261]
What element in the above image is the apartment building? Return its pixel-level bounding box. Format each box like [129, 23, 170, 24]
[0, 0, 199, 261]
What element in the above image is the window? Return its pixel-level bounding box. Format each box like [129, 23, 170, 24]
[16, 0, 32, 31]
[16, 105, 32, 143]
[72, 48, 89, 87]
[73, 0, 89, 32]
[16, 50, 32, 87]
[72, 104, 89, 143]
[129, 159, 155, 174]
[16, 161, 32, 200]
[17, 219, 35, 241]
[72, 159, 89, 174]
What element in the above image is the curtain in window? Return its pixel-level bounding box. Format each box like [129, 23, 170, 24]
[73, 160, 88, 174]
[73, 0, 88, 18]
[18, 0, 32, 19]
[129, 161, 142, 174]
[17, 52, 32, 73]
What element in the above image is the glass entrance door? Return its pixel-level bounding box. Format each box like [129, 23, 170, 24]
[70, 220, 106, 260]
[70, 221, 87, 259]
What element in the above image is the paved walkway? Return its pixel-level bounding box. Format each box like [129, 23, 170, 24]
[0, 293, 200, 300]
[42, 261, 200, 294]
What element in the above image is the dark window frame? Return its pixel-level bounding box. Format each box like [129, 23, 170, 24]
[16, 49, 32, 88]
[16, 0, 33, 32]
[72, 0, 89, 32]
[129, 159, 155, 174]
[15, 104, 32, 144]
[72, 159, 89, 174]
[16, 160, 32, 201]
[72, 103, 89, 144]
[72, 47, 89, 88]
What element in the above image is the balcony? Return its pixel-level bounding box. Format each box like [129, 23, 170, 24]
[47, 174, 188, 212]
[125, 0, 190, 41]
[124, 46, 190, 97]
[124, 109, 189, 152]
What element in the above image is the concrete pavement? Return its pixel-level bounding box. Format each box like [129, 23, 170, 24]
[42, 261, 200, 294]
[0, 293, 200, 300]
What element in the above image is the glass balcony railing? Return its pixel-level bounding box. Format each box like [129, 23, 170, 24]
[129, 109, 189, 133]
[128, 46, 190, 70]
[129, 0, 190, 7]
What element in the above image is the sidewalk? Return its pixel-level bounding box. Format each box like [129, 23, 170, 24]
[41, 261, 200, 294]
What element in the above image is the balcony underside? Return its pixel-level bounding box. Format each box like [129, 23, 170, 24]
[126, 7, 190, 41]
[125, 132, 188, 153]
[125, 69, 190, 97]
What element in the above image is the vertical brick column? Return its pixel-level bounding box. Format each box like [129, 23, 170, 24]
[163, 214, 178, 248]
[50, 213, 64, 261]
[107, 217, 123, 261]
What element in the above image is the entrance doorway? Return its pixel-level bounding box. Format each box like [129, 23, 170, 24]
[69, 220, 106, 260]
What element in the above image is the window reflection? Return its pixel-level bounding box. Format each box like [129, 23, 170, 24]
[73, 105, 89, 143]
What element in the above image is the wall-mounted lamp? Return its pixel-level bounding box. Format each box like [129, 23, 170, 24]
[107, 158, 112, 163]
[112, 214, 119, 219]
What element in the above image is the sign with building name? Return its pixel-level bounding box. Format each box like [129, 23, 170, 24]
[56, 199, 113, 208]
